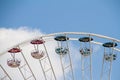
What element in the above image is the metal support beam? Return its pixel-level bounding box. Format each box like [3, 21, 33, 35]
[0, 65, 12, 80]
[80, 39, 93, 80]
[42, 43, 57, 80]
[65, 35, 74, 80]
[17, 46, 36, 80]
[100, 47, 114, 80]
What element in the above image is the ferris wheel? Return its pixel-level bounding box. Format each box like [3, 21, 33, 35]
[0, 32, 120, 80]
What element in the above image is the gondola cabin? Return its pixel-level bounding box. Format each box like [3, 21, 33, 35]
[7, 58, 21, 68]
[31, 50, 44, 59]
[55, 47, 68, 55]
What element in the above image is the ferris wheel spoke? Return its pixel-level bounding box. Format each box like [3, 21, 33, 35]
[18, 46, 37, 80]
[65, 34, 74, 80]
[42, 42, 57, 80]
[58, 41, 66, 80]
[0, 65, 12, 80]
[101, 42, 117, 80]
[0, 32, 120, 80]
[54, 34, 74, 80]
[38, 59, 47, 80]
[79, 36, 93, 80]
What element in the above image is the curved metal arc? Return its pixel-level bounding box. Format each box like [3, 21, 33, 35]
[1, 32, 120, 56]
[0, 32, 120, 80]
[43, 32, 120, 42]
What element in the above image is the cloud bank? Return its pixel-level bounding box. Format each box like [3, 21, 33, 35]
[0, 27, 43, 54]
[0, 27, 64, 80]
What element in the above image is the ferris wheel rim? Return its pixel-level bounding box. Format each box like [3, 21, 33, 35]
[0, 31, 120, 80]
[0, 31, 120, 56]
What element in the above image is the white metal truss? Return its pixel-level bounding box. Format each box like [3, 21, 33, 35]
[0, 32, 120, 80]
[30, 38, 57, 80]
[37, 40, 57, 80]
[100, 47, 115, 80]
[1, 32, 120, 56]
[17, 46, 36, 80]
[0, 65, 12, 80]
[80, 40, 92, 80]
[56, 34, 74, 80]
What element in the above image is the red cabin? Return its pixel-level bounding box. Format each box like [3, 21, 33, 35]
[31, 39, 45, 44]
[7, 58, 21, 68]
[8, 48, 21, 53]
[31, 50, 44, 59]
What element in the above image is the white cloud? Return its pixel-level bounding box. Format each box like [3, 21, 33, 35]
[0, 27, 95, 80]
[0, 27, 43, 54]
[0, 27, 64, 80]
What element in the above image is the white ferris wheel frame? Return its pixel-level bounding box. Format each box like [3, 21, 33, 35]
[0, 32, 120, 80]
[0, 32, 120, 56]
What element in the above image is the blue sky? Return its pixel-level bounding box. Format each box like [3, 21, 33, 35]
[0, 0, 120, 80]
[0, 0, 120, 37]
